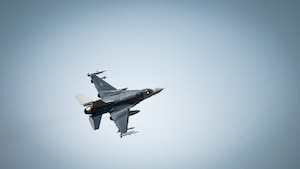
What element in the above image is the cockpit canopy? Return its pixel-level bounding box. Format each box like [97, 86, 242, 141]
[143, 89, 153, 95]
[139, 88, 154, 99]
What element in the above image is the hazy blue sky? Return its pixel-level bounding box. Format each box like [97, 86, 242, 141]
[0, 1, 299, 169]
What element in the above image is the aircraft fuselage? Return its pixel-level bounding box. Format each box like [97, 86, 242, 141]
[85, 90, 143, 115]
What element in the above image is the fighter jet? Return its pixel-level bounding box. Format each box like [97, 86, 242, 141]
[75, 70, 163, 137]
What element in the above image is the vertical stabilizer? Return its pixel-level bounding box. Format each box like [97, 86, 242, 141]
[75, 93, 92, 106]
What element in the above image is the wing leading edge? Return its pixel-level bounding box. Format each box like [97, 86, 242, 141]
[90, 74, 116, 98]
[110, 104, 134, 135]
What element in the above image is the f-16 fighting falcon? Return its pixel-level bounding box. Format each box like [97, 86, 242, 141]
[75, 70, 163, 138]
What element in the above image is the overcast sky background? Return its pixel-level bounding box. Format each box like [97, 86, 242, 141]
[0, 1, 299, 169]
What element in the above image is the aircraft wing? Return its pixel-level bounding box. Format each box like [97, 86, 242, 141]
[110, 104, 133, 134]
[90, 74, 116, 97]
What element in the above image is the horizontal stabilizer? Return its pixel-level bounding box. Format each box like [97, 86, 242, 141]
[75, 93, 92, 106]
[89, 114, 102, 130]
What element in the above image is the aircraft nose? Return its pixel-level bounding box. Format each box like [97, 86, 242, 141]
[153, 88, 164, 94]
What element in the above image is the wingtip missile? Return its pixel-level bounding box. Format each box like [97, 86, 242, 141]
[87, 69, 107, 77]
[128, 127, 136, 130]
[120, 130, 139, 138]
[117, 127, 136, 133]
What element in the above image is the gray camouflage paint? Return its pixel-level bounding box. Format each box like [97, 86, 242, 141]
[0, 1, 299, 169]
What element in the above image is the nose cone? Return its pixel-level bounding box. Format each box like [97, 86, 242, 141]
[153, 88, 164, 95]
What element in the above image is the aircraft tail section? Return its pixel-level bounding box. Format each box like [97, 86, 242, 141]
[89, 114, 102, 130]
[75, 93, 92, 106]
